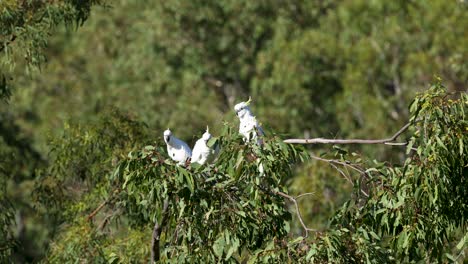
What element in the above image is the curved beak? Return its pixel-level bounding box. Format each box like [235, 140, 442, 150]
[165, 135, 170, 142]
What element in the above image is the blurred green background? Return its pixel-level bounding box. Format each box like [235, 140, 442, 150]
[1, 0, 467, 262]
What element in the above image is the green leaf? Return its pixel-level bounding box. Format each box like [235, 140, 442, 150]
[236, 211, 246, 218]
[406, 139, 414, 155]
[213, 235, 225, 258]
[144, 145, 155, 151]
[108, 252, 120, 264]
[456, 233, 467, 250]
[306, 247, 317, 261]
[397, 230, 407, 249]
[289, 236, 304, 245]
[445, 253, 456, 261]
[435, 136, 448, 151]
[235, 150, 244, 169]
[207, 137, 218, 148]
[227, 237, 240, 260]
[181, 169, 194, 193]
[459, 138, 464, 156]
[369, 231, 380, 240]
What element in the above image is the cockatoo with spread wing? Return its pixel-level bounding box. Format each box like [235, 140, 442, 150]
[234, 97, 264, 144]
[191, 126, 220, 165]
[163, 129, 192, 165]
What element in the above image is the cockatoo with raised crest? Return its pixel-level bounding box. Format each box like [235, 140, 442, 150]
[234, 97, 264, 144]
[191, 126, 220, 165]
[234, 97, 265, 175]
[163, 129, 192, 165]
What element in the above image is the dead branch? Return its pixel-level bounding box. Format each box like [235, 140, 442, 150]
[329, 162, 353, 185]
[283, 123, 410, 145]
[151, 199, 170, 264]
[310, 155, 370, 197]
[274, 190, 316, 238]
[295, 192, 315, 200]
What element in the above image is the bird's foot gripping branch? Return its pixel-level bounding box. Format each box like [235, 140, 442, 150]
[109, 126, 308, 263]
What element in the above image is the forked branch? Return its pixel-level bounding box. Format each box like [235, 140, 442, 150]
[274, 190, 317, 238]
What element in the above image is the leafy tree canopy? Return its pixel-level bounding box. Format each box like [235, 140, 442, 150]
[0, 0, 467, 262]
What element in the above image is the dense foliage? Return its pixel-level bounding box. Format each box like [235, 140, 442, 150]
[0, 0, 105, 100]
[0, 0, 467, 262]
[111, 128, 306, 262]
[39, 84, 468, 263]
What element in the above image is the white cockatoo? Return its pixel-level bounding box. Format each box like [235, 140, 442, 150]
[163, 129, 192, 165]
[191, 126, 220, 165]
[234, 97, 264, 144]
[235, 97, 265, 175]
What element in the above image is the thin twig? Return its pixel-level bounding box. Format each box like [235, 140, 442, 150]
[310, 155, 365, 174]
[274, 190, 316, 237]
[295, 192, 315, 200]
[284, 123, 410, 145]
[329, 163, 353, 185]
[151, 199, 170, 264]
[384, 142, 408, 146]
[360, 188, 369, 197]
[310, 155, 373, 197]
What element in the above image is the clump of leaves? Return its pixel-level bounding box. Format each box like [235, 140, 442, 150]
[239, 81, 468, 263]
[110, 125, 308, 263]
[0, 197, 16, 262]
[41, 82, 467, 263]
[310, 81, 468, 262]
[0, 0, 107, 100]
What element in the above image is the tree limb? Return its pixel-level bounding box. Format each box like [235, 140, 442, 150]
[151, 199, 170, 264]
[283, 123, 410, 145]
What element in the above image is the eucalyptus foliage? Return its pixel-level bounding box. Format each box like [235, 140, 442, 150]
[1, 0, 467, 261]
[111, 126, 307, 263]
[0, 0, 106, 100]
[35, 83, 468, 263]
[0, 182, 15, 262]
[246, 82, 468, 263]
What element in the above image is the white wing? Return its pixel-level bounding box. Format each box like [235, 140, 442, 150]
[191, 139, 205, 164]
[239, 115, 263, 143]
[168, 137, 192, 165]
[192, 139, 212, 165]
